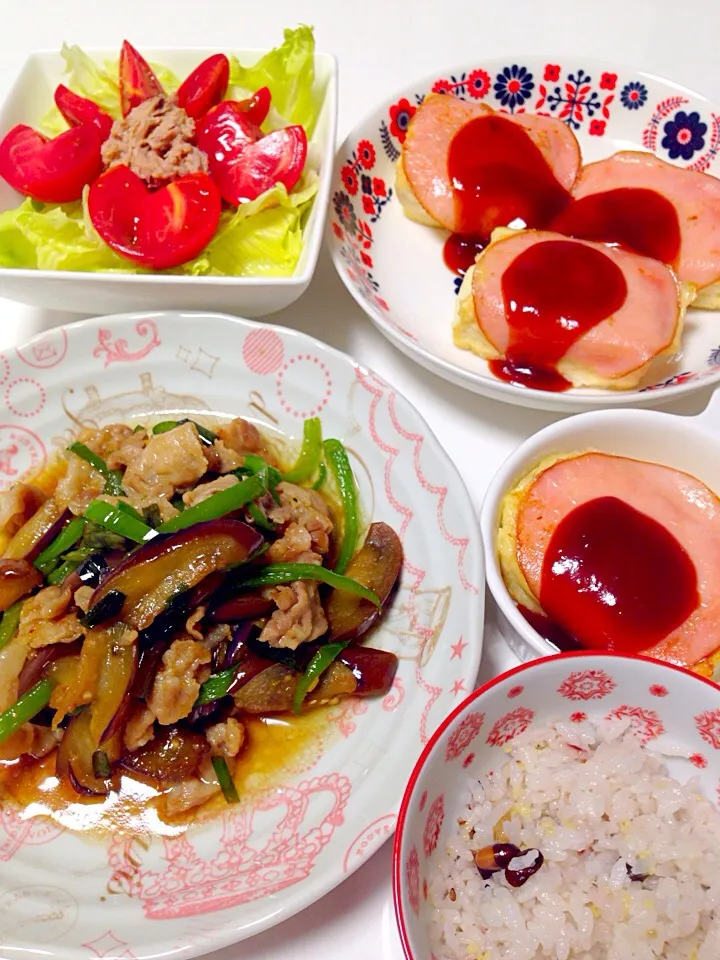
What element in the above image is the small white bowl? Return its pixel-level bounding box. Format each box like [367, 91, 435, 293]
[480, 395, 720, 662]
[0, 47, 337, 315]
[393, 651, 720, 959]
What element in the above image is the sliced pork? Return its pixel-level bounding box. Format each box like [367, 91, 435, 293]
[501, 452, 720, 666]
[397, 93, 581, 232]
[454, 230, 688, 389]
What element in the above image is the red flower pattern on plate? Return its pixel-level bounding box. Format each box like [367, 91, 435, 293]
[357, 139, 376, 169]
[341, 164, 358, 195]
[487, 707, 535, 746]
[570, 711, 588, 723]
[388, 98, 416, 142]
[445, 711, 485, 761]
[406, 846, 420, 914]
[362, 195, 375, 215]
[419, 790, 428, 812]
[690, 753, 708, 769]
[544, 64, 561, 82]
[696, 709, 720, 749]
[558, 669, 616, 701]
[466, 68, 491, 99]
[589, 119, 607, 135]
[463, 752, 475, 768]
[605, 705, 665, 744]
[508, 685, 524, 699]
[361, 251, 373, 268]
[423, 795, 445, 858]
[600, 72, 618, 90]
[650, 685, 669, 697]
[372, 176, 387, 196]
[432, 79, 453, 95]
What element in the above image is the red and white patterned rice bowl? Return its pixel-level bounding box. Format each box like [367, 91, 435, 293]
[393, 652, 720, 958]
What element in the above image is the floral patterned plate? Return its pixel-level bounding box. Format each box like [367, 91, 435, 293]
[393, 651, 720, 958]
[327, 58, 720, 412]
[0, 311, 484, 958]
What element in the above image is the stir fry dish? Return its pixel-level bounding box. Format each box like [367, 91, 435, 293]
[0, 415, 402, 821]
[0, 27, 320, 277]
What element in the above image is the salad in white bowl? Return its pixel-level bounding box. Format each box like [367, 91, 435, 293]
[0, 27, 326, 282]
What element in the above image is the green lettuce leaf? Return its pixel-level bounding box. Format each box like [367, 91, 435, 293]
[0, 175, 318, 277]
[228, 25, 318, 133]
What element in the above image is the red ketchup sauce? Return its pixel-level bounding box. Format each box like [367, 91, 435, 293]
[489, 240, 628, 391]
[443, 114, 571, 283]
[537, 496, 699, 653]
[549, 187, 681, 265]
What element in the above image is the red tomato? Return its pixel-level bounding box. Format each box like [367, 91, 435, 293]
[207, 125, 307, 206]
[0, 123, 104, 203]
[176, 54, 230, 120]
[196, 101, 263, 161]
[237, 86, 272, 126]
[54, 85, 114, 141]
[88, 166, 221, 270]
[119, 40, 164, 116]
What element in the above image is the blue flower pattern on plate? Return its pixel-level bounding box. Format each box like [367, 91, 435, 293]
[661, 110, 707, 160]
[620, 81, 648, 110]
[494, 65, 534, 111]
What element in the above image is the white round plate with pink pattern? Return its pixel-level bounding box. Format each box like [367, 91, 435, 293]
[327, 57, 720, 412]
[393, 651, 720, 958]
[0, 311, 483, 958]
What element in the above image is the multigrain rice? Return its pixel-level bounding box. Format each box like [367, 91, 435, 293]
[429, 718, 720, 959]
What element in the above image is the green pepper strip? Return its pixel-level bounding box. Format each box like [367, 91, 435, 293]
[197, 664, 238, 705]
[158, 473, 268, 534]
[323, 439, 359, 575]
[239, 563, 380, 607]
[312, 462, 327, 490]
[293, 641, 350, 714]
[0, 679, 52, 744]
[34, 516, 86, 573]
[67, 442, 124, 496]
[152, 419, 218, 444]
[84, 500, 155, 544]
[247, 501, 275, 532]
[47, 557, 81, 585]
[283, 417, 323, 483]
[212, 755, 240, 804]
[0, 600, 23, 652]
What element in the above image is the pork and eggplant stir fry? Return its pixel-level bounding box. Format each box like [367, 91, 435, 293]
[0, 416, 401, 815]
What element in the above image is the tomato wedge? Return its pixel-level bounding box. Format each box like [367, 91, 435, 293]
[198, 102, 307, 205]
[119, 40, 164, 116]
[0, 123, 104, 203]
[208, 126, 307, 206]
[54, 84, 114, 140]
[88, 165, 221, 269]
[176, 54, 230, 120]
[237, 86, 272, 127]
[196, 101, 262, 160]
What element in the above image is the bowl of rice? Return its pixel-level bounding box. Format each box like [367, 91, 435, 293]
[393, 651, 720, 960]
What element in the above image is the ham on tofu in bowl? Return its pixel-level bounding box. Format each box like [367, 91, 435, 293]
[0, 415, 402, 822]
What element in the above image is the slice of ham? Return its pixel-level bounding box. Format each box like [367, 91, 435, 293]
[398, 93, 580, 231]
[455, 230, 685, 388]
[571, 152, 720, 291]
[511, 452, 720, 666]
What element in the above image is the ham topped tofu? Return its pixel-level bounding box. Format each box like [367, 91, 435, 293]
[454, 229, 692, 391]
[497, 452, 720, 667]
[556, 152, 720, 306]
[396, 93, 581, 234]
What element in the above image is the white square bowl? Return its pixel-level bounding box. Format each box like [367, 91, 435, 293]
[0, 46, 337, 316]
